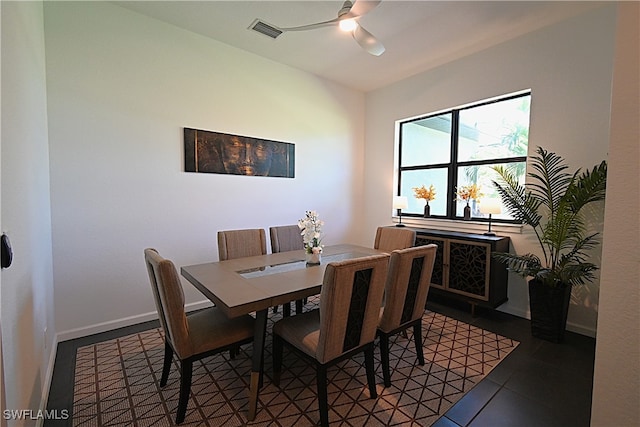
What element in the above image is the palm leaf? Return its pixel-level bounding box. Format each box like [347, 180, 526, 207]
[557, 263, 599, 286]
[528, 147, 572, 211]
[542, 200, 582, 256]
[491, 146, 607, 287]
[564, 160, 608, 213]
[492, 166, 542, 227]
[559, 233, 600, 265]
[493, 252, 542, 277]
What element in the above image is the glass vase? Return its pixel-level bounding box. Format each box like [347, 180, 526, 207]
[423, 202, 431, 218]
[305, 251, 321, 265]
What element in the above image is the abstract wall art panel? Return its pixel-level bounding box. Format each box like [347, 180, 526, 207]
[184, 127, 295, 178]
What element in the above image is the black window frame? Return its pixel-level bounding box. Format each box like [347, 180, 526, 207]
[397, 92, 530, 223]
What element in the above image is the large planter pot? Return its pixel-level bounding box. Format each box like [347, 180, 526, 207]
[528, 279, 572, 343]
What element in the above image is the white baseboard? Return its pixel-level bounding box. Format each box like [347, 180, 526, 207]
[56, 299, 214, 342]
[37, 334, 60, 427]
[566, 321, 596, 338]
[41, 301, 212, 424]
[497, 306, 596, 338]
[497, 305, 529, 319]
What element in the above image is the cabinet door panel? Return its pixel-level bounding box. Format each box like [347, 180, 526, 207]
[447, 240, 490, 300]
[413, 229, 509, 309]
[415, 236, 445, 288]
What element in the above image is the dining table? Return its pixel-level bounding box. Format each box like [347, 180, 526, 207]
[180, 243, 386, 421]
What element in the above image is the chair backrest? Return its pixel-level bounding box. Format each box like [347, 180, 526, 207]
[217, 228, 267, 261]
[379, 244, 437, 333]
[144, 248, 191, 358]
[373, 227, 416, 252]
[269, 225, 304, 253]
[317, 254, 389, 364]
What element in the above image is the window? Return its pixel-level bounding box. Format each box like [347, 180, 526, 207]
[397, 92, 530, 222]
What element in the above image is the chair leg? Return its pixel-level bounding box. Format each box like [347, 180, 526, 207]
[259, 349, 265, 389]
[283, 303, 291, 317]
[160, 341, 173, 387]
[229, 345, 241, 359]
[273, 306, 278, 314]
[413, 322, 425, 365]
[176, 358, 193, 424]
[379, 333, 392, 388]
[272, 334, 283, 386]
[317, 364, 329, 427]
[295, 299, 303, 315]
[364, 346, 377, 398]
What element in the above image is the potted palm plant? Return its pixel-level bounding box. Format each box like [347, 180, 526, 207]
[492, 147, 607, 343]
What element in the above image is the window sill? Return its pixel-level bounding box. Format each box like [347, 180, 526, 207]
[393, 216, 524, 235]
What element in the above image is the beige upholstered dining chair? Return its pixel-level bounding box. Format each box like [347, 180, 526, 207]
[270, 224, 306, 316]
[272, 254, 390, 427]
[144, 248, 255, 424]
[377, 244, 437, 387]
[374, 226, 417, 342]
[217, 228, 267, 261]
[373, 226, 416, 252]
[269, 224, 304, 253]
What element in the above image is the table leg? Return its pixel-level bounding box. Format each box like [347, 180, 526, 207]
[247, 308, 268, 421]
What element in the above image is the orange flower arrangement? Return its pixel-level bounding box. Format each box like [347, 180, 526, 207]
[413, 184, 436, 202]
[456, 184, 483, 202]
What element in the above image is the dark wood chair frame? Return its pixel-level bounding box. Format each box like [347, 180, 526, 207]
[272, 337, 377, 427]
[160, 335, 254, 424]
[377, 319, 424, 387]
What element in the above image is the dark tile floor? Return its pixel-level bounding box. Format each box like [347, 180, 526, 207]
[430, 297, 595, 427]
[45, 297, 595, 426]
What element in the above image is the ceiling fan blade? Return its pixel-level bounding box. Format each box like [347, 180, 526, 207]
[345, 0, 382, 18]
[353, 25, 385, 56]
[280, 17, 340, 32]
[278, 0, 381, 32]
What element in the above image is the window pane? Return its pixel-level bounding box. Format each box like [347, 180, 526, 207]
[457, 96, 530, 162]
[400, 168, 449, 216]
[455, 162, 526, 219]
[396, 92, 530, 223]
[401, 114, 452, 167]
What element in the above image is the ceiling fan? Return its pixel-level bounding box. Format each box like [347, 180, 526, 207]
[250, 0, 385, 56]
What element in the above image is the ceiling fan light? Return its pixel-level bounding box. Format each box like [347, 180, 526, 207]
[339, 18, 358, 32]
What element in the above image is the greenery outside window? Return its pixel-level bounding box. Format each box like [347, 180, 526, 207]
[398, 91, 531, 222]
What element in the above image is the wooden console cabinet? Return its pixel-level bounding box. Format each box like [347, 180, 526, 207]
[412, 228, 510, 312]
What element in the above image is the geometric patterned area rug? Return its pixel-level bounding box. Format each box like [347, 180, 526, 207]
[72, 296, 518, 426]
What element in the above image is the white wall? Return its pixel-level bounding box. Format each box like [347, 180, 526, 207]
[2, 0, 635, 421]
[43, 2, 365, 337]
[592, 2, 640, 425]
[0, 3, 4, 422]
[1, 0, 55, 421]
[363, 5, 616, 336]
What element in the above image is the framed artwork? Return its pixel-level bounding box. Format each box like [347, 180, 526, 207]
[184, 127, 295, 178]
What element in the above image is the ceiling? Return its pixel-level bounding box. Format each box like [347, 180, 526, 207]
[113, 1, 605, 92]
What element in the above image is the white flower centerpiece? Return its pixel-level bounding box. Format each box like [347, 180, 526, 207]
[298, 210, 324, 265]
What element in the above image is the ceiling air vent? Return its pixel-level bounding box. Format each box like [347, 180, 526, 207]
[249, 19, 283, 39]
